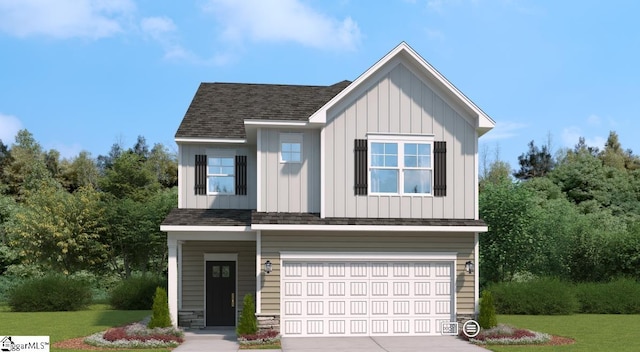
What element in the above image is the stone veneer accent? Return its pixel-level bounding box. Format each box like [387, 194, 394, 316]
[256, 313, 280, 332]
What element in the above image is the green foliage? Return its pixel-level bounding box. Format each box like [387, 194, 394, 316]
[490, 278, 579, 315]
[5, 182, 107, 274]
[109, 275, 166, 310]
[103, 188, 177, 278]
[99, 152, 160, 202]
[575, 278, 640, 314]
[479, 181, 539, 283]
[7, 274, 92, 311]
[478, 290, 498, 329]
[148, 287, 172, 328]
[236, 294, 258, 336]
[513, 140, 555, 180]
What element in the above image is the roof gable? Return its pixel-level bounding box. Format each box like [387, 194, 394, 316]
[175, 81, 350, 140]
[308, 42, 495, 136]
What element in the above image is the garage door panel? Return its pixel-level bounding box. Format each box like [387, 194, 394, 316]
[282, 260, 454, 336]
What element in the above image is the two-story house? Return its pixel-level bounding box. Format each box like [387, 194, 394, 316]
[161, 42, 495, 336]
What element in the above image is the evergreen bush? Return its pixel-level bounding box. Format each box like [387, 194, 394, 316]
[478, 290, 498, 329]
[148, 287, 172, 328]
[109, 275, 166, 310]
[490, 278, 578, 315]
[575, 278, 640, 314]
[236, 294, 258, 336]
[8, 275, 92, 311]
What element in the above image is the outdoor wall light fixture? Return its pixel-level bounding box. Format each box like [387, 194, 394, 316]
[264, 260, 272, 274]
[464, 261, 474, 274]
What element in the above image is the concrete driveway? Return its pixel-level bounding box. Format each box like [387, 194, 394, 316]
[174, 329, 489, 352]
[282, 336, 489, 352]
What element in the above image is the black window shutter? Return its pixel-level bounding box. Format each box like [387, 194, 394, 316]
[235, 155, 247, 195]
[195, 154, 207, 195]
[434, 141, 447, 197]
[354, 139, 368, 195]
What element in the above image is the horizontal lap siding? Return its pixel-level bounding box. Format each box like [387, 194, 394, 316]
[260, 232, 475, 315]
[181, 241, 256, 315]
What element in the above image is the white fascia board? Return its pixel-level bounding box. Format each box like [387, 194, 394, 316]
[281, 251, 457, 261]
[251, 224, 488, 233]
[161, 225, 252, 232]
[308, 42, 496, 134]
[244, 120, 309, 127]
[167, 231, 256, 241]
[175, 137, 247, 144]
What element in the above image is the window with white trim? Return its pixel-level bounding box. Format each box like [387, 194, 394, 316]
[208, 156, 234, 194]
[369, 136, 433, 195]
[280, 133, 302, 163]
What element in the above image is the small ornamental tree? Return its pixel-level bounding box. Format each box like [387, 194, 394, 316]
[236, 294, 258, 336]
[478, 290, 498, 329]
[148, 287, 172, 328]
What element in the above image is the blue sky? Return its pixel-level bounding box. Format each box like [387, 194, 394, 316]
[0, 0, 639, 171]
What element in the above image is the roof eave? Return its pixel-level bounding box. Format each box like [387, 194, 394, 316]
[309, 42, 496, 132]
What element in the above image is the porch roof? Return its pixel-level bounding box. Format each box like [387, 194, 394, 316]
[161, 209, 486, 228]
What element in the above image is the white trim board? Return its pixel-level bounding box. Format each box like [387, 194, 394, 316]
[252, 224, 488, 233]
[280, 251, 457, 261]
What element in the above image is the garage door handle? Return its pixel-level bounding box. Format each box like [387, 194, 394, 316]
[231, 293, 235, 308]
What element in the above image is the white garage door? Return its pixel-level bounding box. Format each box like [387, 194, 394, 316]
[281, 257, 455, 336]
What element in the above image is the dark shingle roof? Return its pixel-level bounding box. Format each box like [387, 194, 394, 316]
[251, 212, 486, 227]
[176, 80, 351, 139]
[162, 208, 252, 227]
[162, 209, 486, 228]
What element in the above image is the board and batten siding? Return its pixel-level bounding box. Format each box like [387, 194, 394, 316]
[181, 241, 256, 314]
[259, 129, 320, 213]
[260, 231, 476, 316]
[179, 143, 257, 209]
[324, 61, 477, 219]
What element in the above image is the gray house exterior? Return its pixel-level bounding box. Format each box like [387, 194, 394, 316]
[161, 42, 495, 336]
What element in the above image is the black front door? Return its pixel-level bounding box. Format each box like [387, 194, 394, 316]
[206, 261, 236, 326]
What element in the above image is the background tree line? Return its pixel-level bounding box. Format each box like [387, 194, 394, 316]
[0, 129, 177, 281]
[480, 131, 640, 286]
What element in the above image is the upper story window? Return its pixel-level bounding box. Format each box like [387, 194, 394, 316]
[280, 133, 303, 163]
[368, 136, 433, 195]
[208, 157, 235, 194]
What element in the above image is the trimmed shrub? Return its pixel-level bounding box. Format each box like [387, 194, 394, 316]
[478, 290, 498, 329]
[490, 278, 578, 315]
[148, 287, 172, 328]
[576, 278, 640, 314]
[8, 275, 92, 311]
[109, 276, 166, 310]
[236, 294, 258, 336]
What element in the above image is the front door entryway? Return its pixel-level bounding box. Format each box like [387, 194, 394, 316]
[205, 261, 236, 326]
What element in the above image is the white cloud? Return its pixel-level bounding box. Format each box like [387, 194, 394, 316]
[0, 0, 135, 39]
[0, 113, 22, 145]
[140, 16, 193, 61]
[425, 28, 445, 41]
[561, 126, 605, 150]
[587, 114, 601, 126]
[203, 0, 361, 51]
[482, 121, 528, 140]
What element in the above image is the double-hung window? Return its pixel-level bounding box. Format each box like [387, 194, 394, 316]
[369, 136, 433, 195]
[208, 156, 235, 194]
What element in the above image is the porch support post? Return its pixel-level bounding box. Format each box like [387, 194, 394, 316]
[256, 230, 262, 314]
[168, 235, 179, 327]
[474, 232, 479, 317]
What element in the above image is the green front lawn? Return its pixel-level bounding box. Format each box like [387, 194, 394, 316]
[488, 314, 640, 352]
[0, 304, 170, 352]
